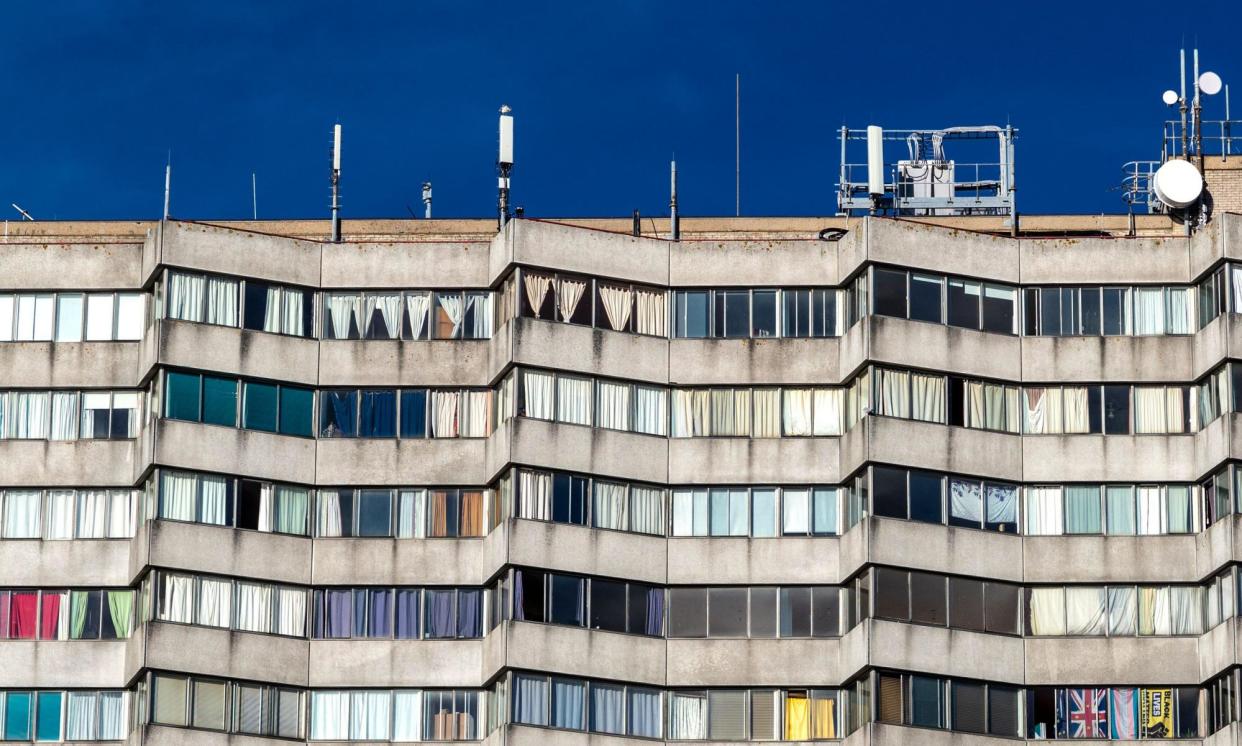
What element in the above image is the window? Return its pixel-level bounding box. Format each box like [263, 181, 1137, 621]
[910, 676, 944, 728]
[951, 681, 986, 734]
[589, 579, 627, 634]
[946, 279, 980, 329]
[909, 572, 946, 626]
[668, 588, 707, 638]
[909, 274, 943, 323]
[873, 269, 908, 318]
[874, 568, 909, 621]
[707, 588, 748, 637]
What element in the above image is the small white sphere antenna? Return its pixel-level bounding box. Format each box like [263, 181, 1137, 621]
[1199, 71, 1222, 96]
[1162, 90, 1179, 106]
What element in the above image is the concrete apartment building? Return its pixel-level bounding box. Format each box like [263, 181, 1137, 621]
[3, 202, 1242, 746]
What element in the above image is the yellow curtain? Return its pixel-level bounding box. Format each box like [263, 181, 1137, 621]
[784, 695, 810, 740]
[812, 698, 836, 739]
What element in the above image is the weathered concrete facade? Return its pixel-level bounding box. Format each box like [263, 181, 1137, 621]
[3, 212, 1242, 744]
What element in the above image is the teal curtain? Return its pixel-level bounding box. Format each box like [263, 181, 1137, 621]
[4, 692, 32, 740]
[1105, 486, 1136, 535]
[36, 691, 62, 741]
[1065, 486, 1102, 534]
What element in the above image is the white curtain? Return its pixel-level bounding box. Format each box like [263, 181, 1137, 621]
[911, 373, 944, 423]
[753, 389, 780, 437]
[1028, 588, 1066, 635]
[949, 480, 982, 526]
[98, 692, 125, 740]
[596, 380, 631, 431]
[311, 692, 350, 740]
[1137, 486, 1165, 535]
[598, 284, 632, 331]
[1024, 486, 1064, 535]
[467, 293, 492, 338]
[634, 288, 667, 336]
[160, 471, 196, 521]
[670, 693, 707, 739]
[783, 389, 813, 435]
[1167, 287, 1192, 334]
[317, 490, 343, 537]
[1133, 387, 1167, 434]
[198, 577, 233, 628]
[107, 490, 134, 538]
[160, 573, 194, 623]
[257, 483, 274, 532]
[281, 288, 304, 335]
[261, 286, 282, 333]
[1024, 388, 1047, 434]
[1065, 587, 1107, 635]
[460, 390, 489, 437]
[1169, 587, 1202, 634]
[3, 489, 41, 538]
[437, 293, 464, 338]
[523, 272, 554, 318]
[236, 582, 274, 633]
[783, 488, 810, 534]
[277, 587, 307, 637]
[813, 389, 843, 435]
[630, 487, 664, 535]
[66, 692, 97, 740]
[366, 293, 402, 338]
[1133, 288, 1164, 335]
[592, 481, 627, 530]
[431, 391, 459, 437]
[1165, 388, 1186, 434]
[205, 276, 238, 326]
[519, 470, 552, 520]
[405, 292, 431, 339]
[46, 490, 75, 539]
[1062, 387, 1090, 433]
[392, 691, 423, 741]
[397, 489, 426, 538]
[325, 293, 361, 339]
[522, 371, 555, 420]
[50, 391, 79, 440]
[8, 391, 49, 438]
[199, 475, 228, 526]
[633, 385, 667, 435]
[557, 376, 593, 426]
[557, 278, 587, 322]
[1108, 587, 1138, 635]
[76, 489, 108, 538]
[878, 369, 910, 418]
[167, 272, 205, 322]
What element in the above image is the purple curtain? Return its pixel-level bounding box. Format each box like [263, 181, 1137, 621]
[457, 590, 482, 638]
[353, 590, 367, 637]
[324, 589, 352, 638]
[425, 590, 455, 638]
[395, 590, 419, 639]
[368, 590, 392, 638]
[645, 588, 664, 636]
[513, 572, 526, 622]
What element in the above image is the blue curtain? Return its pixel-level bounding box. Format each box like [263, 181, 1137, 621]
[352, 590, 368, 638]
[395, 590, 419, 639]
[551, 679, 586, 730]
[513, 571, 526, 621]
[457, 590, 481, 638]
[400, 389, 428, 438]
[424, 590, 455, 638]
[368, 590, 391, 638]
[646, 588, 665, 636]
[321, 390, 357, 437]
[360, 390, 397, 437]
[323, 589, 352, 639]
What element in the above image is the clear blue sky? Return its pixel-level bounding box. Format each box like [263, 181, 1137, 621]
[1, 1, 1238, 220]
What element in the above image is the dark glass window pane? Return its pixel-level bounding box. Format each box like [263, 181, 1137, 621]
[951, 682, 986, 734]
[165, 372, 201, 421]
[909, 274, 942, 323]
[749, 587, 777, 638]
[242, 282, 270, 332]
[1023, 288, 1039, 335]
[678, 291, 709, 338]
[357, 489, 392, 537]
[243, 382, 278, 432]
[278, 386, 313, 437]
[984, 582, 1021, 635]
[668, 588, 706, 637]
[237, 480, 263, 530]
[1080, 288, 1101, 335]
[910, 676, 943, 728]
[779, 587, 812, 638]
[1176, 687, 1200, 738]
[988, 685, 1020, 737]
[589, 579, 627, 633]
[719, 290, 749, 338]
[400, 389, 428, 438]
[298, 290, 315, 337]
[1060, 287, 1078, 335]
[201, 375, 237, 427]
[552, 474, 587, 525]
[946, 279, 980, 329]
[359, 390, 397, 437]
[517, 569, 545, 623]
[874, 568, 909, 621]
[1039, 288, 1061, 335]
[981, 285, 1015, 334]
[816, 289, 835, 337]
[708, 588, 748, 637]
[627, 583, 656, 636]
[908, 470, 943, 524]
[1103, 288, 1126, 335]
[783, 289, 810, 338]
[333, 490, 354, 536]
[1028, 687, 1057, 738]
[1087, 386, 1103, 433]
[947, 377, 966, 427]
[871, 466, 908, 519]
[320, 390, 357, 437]
[811, 587, 839, 637]
[909, 572, 946, 626]
[1103, 385, 1130, 434]
[873, 269, 908, 318]
[752, 290, 777, 337]
[949, 577, 985, 631]
[549, 574, 584, 626]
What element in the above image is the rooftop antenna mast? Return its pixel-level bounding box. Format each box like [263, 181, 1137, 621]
[735, 74, 740, 217]
[422, 182, 433, 219]
[252, 173, 258, 220]
[498, 105, 514, 229]
[330, 123, 342, 243]
[670, 158, 679, 241]
[12, 203, 33, 220]
[163, 154, 171, 220]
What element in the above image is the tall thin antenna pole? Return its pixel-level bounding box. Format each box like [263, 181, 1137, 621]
[735, 73, 740, 217]
[163, 161, 171, 220]
[251, 173, 257, 220]
[1179, 49, 1189, 158]
[331, 124, 342, 243]
[670, 159, 679, 241]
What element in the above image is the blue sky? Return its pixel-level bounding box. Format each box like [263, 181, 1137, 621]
[1, 1, 1238, 220]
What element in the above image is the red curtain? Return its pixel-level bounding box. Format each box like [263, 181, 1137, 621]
[9, 592, 37, 639]
[39, 592, 61, 639]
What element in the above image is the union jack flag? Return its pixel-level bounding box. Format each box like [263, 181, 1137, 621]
[1068, 688, 1109, 738]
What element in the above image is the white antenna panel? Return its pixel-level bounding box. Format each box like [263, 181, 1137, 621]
[1152, 159, 1203, 208]
[499, 108, 514, 166]
[866, 125, 884, 196]
[333, 124, 342, 171]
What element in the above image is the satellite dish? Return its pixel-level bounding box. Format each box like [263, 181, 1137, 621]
[1162, 89, 1179, 106]
[1199, 71, 1223, 96]
[1152, 159, 1203, 208]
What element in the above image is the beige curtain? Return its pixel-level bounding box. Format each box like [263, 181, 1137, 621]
[813, 389, 843, 435]
[783, 389, 813, 435]
[753, 389, 780, 437]
[597, 284, 632, 331]
[634, 288, 666, 335]
[557, 278, 587, 322]
[522, 272, 554, 318]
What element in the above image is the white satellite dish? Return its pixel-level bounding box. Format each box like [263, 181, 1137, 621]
[1199, 71, 1223, 96]
[1162, 89, 1179, 106]
[1152, 159, 1203, 208]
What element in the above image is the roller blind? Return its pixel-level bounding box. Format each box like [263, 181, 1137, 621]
[708, 691, 747, 740]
